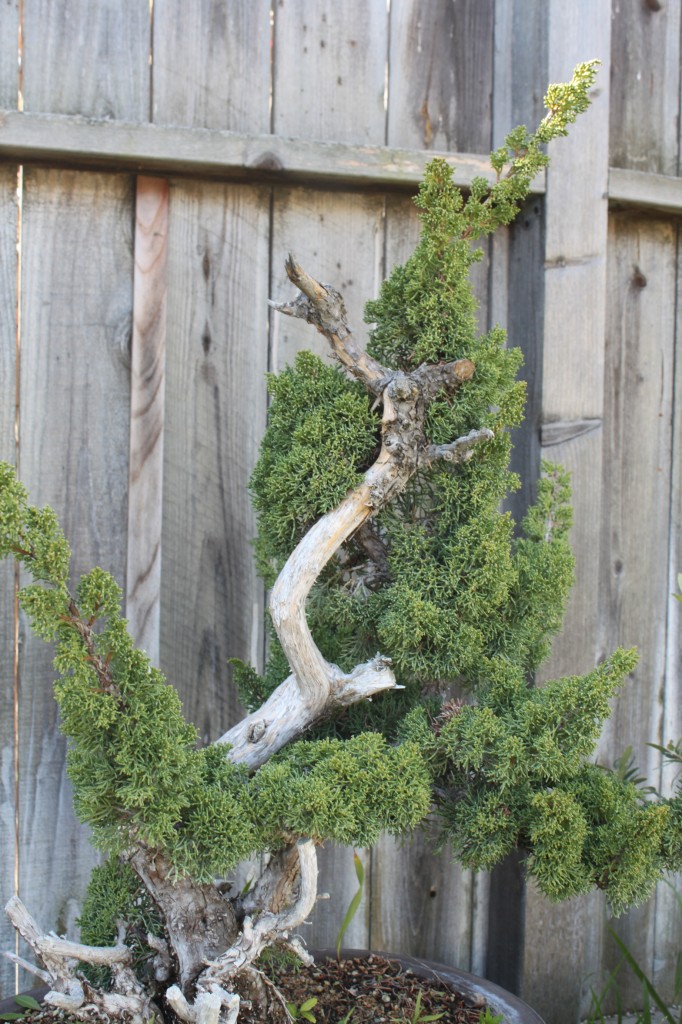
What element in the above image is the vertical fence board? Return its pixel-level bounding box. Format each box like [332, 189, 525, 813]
[271, 188, 386, 949]
[15, 168, 133, 988]
[0, 1, 18, 109]
[368, 192, 488, 969]
[160, 182, 269, 746]
[152, 0, 271, 133]
[598, 214, 677, 1009]
[0, 167, 18, 998]
[655, 224, 682, 1000]
[273, 0, 388, 145]
[126, 178, 169, 665]
[21, 0, 149, 120]
[271, 188, 385, 370]
[609, 0, 681, 176]
[387, 0, 494, 152]
[520, 5, 612, 1022]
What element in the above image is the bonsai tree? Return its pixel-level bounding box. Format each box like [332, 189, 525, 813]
[2, 62, 680, 1024]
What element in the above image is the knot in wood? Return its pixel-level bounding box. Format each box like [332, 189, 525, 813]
[389, 374, 418, 402]
[247, 720, 268, 744]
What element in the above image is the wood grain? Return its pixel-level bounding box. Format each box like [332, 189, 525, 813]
[387, 0, 494, 153]
[271, 187, 386, 949]
[0, 2, 18, 110]
[21, 0, 150, 120]
[598, 214, 676, 1009]
[151, 0, 271, 133]
[610, 0, 681, 176]
[160, 181, 269, 746]
[655, 224, 682, 1001]
[126, 178, 169, 665]
[609, 167, 682, 215]
[0, 110, 545, 195]
[0, 166, 18, 998]
[15, 168, 134, 991]
[520, 4, 613, 1021]
[368, 193, 489, 969]
[273, 0, 388, 146]
[271, 188, 386, 371]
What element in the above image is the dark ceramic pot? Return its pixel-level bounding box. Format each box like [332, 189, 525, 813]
[0, 953, 545, 1024]
[313, 948, 546, 1024]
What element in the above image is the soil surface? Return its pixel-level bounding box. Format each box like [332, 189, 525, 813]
[1, 956, 493, 1024]
[240, 953, 491, 1022]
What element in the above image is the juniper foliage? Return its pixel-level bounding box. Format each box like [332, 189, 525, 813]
[1, 60, 679, 962]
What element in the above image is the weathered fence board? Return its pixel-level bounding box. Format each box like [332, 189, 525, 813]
[273, 0, 388, 146]
[21, 0, 150, 121]
[368, 192, 487, 971]
[15, 168, 134, 989]
[609, 0, 681, 177]
[125, 177, 169, 665]
[160, 180, 270, 744]
[599, 214, 677, 1008]
[0, 2, 18, 110]
[151, 0, 271, 133]
[271, 186, 387, 949]
[387, 0, 495, 153]
[0, 165, 18, 1000]
[521, 5, 613, 1022]
[655, 225, 682, 1000]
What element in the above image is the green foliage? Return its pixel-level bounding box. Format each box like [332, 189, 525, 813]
[251, 733, 432, 849]
[250, 351, 379, 580]
[78, 859, 163, 988]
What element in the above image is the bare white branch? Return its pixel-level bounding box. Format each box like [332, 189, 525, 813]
[425, 427, 494, 464]
[4, 896, 157, 1024]
[2, 951, 50, 982]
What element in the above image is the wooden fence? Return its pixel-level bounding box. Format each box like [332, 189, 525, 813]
[0, 2, 680, 1021]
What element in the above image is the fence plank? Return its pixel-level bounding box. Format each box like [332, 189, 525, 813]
[15, 167, 133, 988]
[125, 178, 169, 665]
[21, 0, 150, 120]
[655, 225, 682, 1003]
[387, 0, 494, 153]
[0, 2, 18, 110]
[609, 0, 681, 176]
[152, 0, 270, 133]
[0, 166, 18, 999]
[273, 0, 388, 146]
[368, 192, 488, 969]
[520, 5, 612, 1022]
[270, 187, 386, 949]
[160, 181, 269, 746]
[598, 214, 676, 1009]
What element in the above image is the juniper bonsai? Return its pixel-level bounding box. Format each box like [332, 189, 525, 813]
[2, 61, 680, 1024]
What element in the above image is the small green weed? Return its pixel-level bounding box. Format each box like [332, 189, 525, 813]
[286, 996, 318, 1022]
[0, 995, 42, 1022]
[390, 989, 445, 1024]
[478, 1010, 504, 1024]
